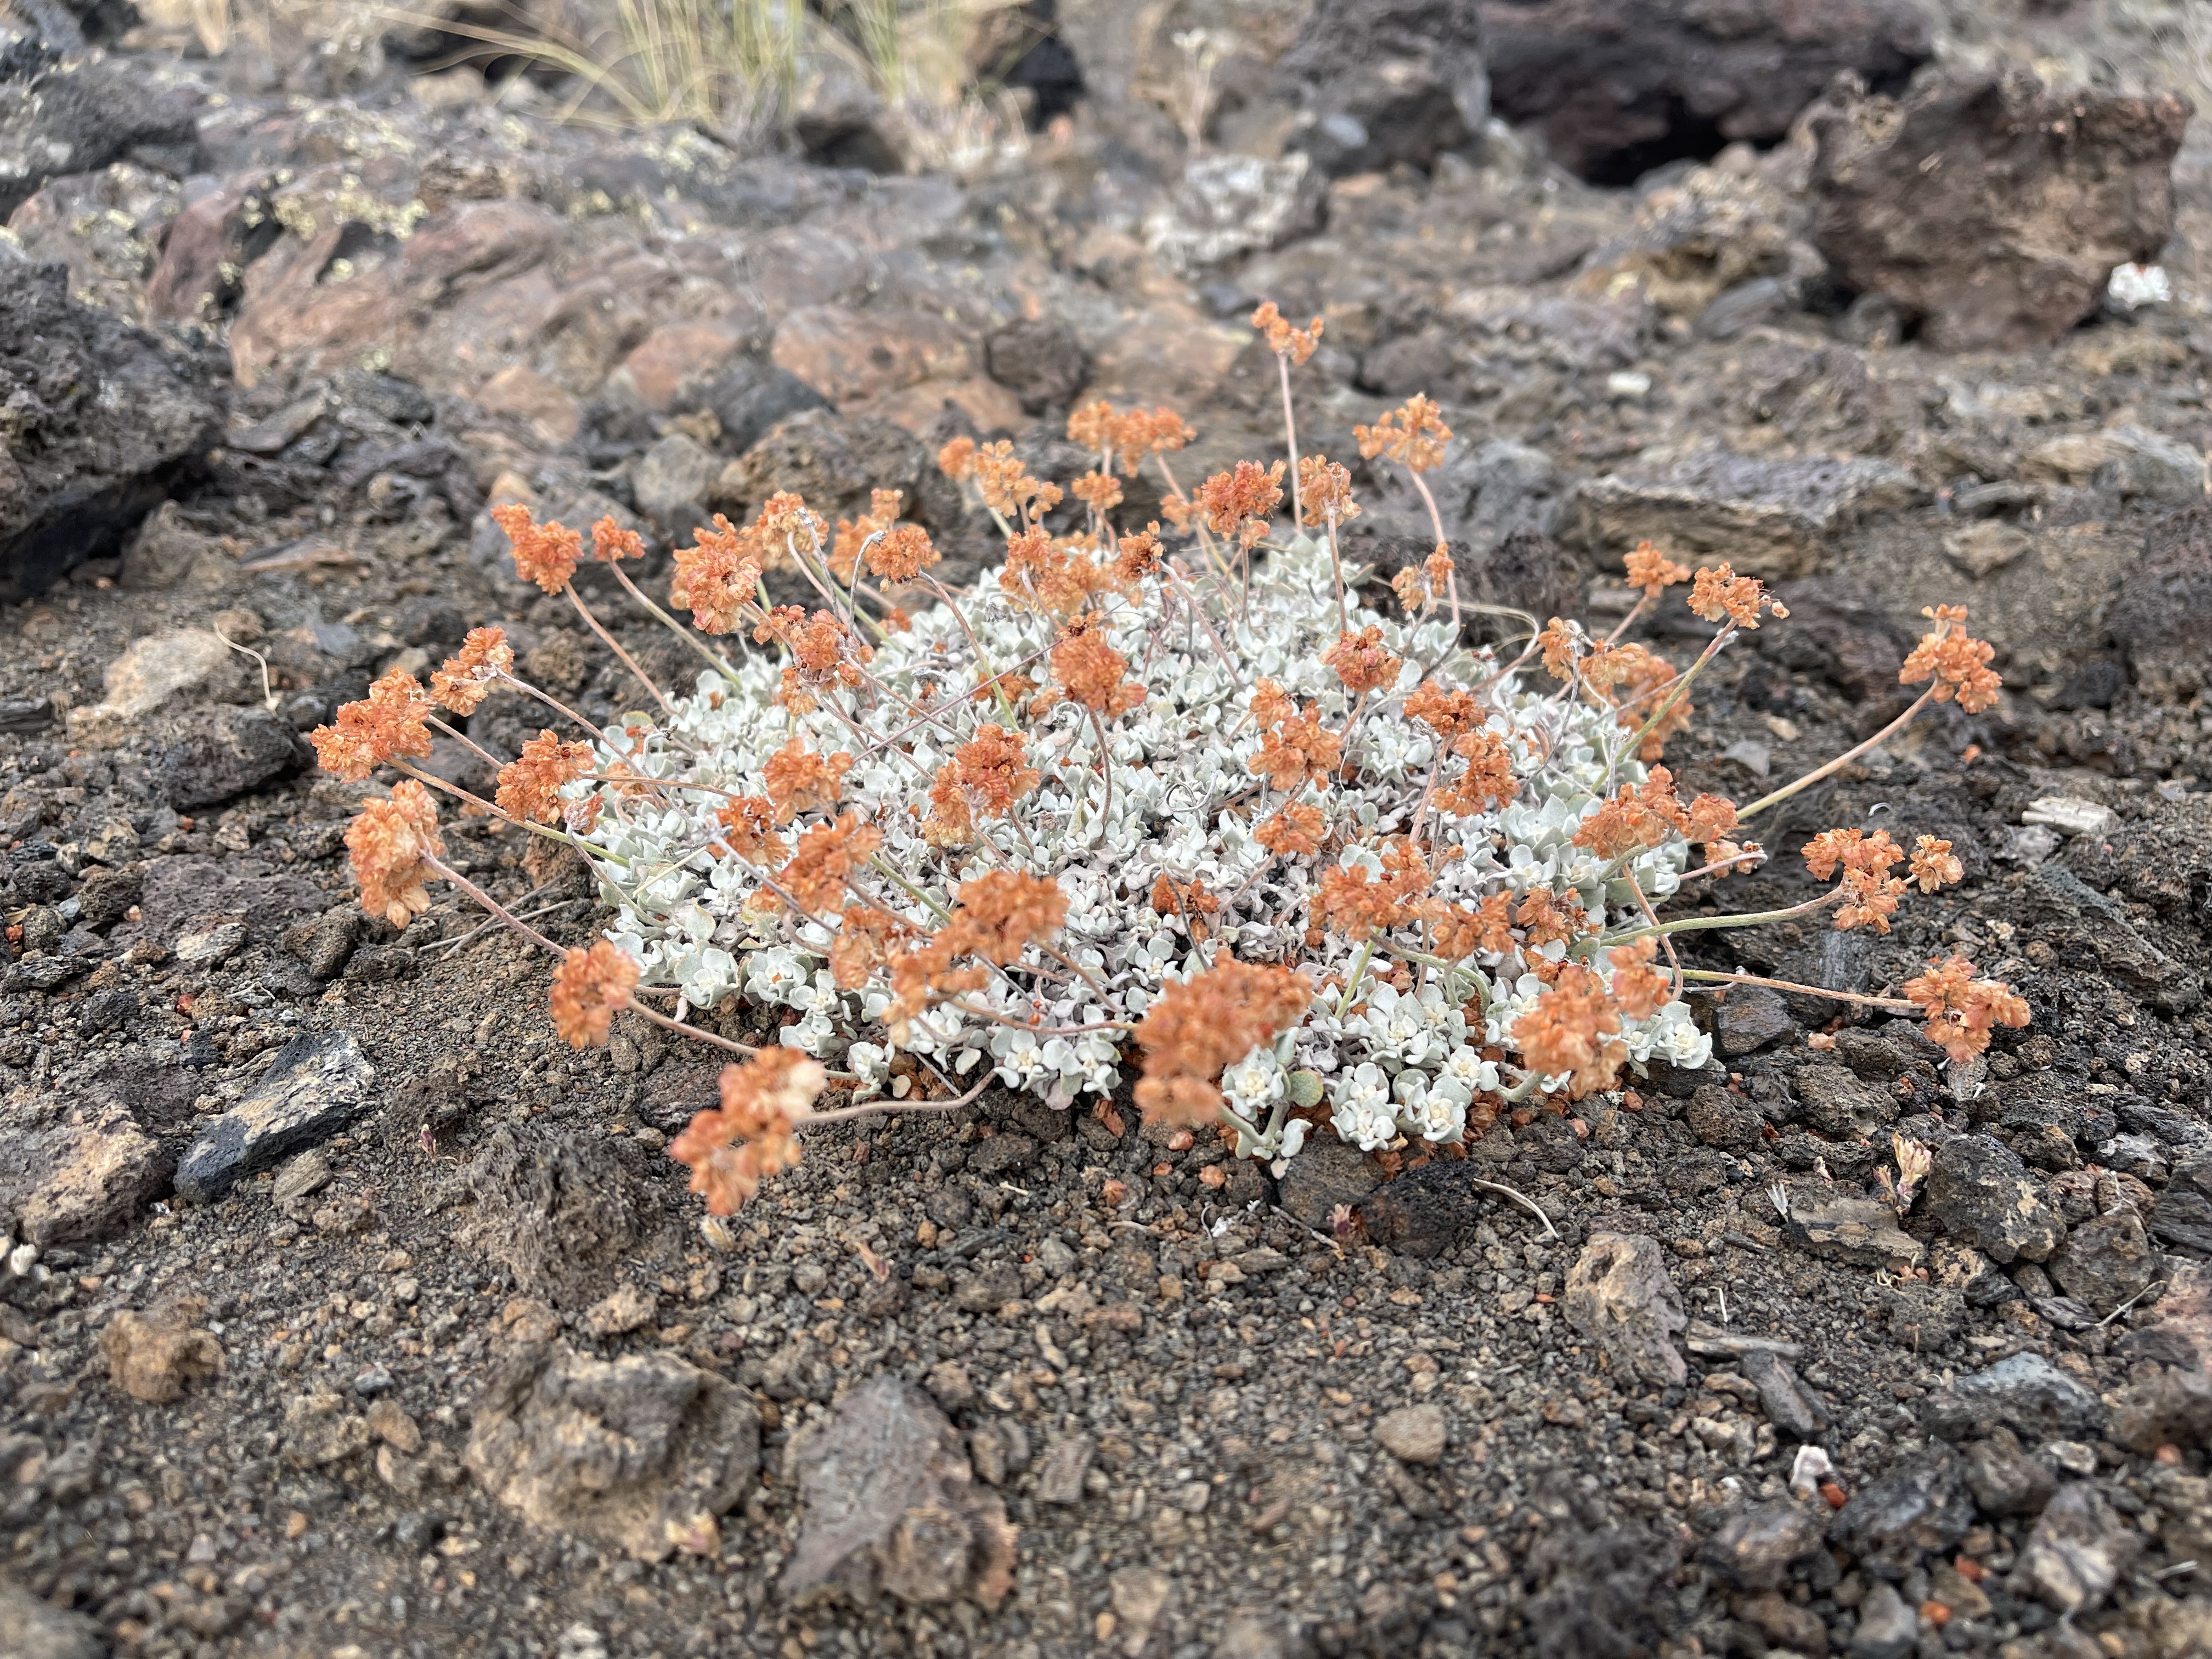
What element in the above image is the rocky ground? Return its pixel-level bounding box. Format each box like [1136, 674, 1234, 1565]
[7, 1, 2212, 1656]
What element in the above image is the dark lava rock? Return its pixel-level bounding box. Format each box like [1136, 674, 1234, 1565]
[1360, 1159, 1509, 1258]
[779, 1374, 1017, 1607]
[2050, 1209, 2156, 1314]
[0, 257, 224, 599]
[1740, 1350, 1830, 1442]
[465, 1120, 655, 1305]
[1784, 1192, 1922, 1269]
[1278, 0, 1488, 177]
[1923, 1134, 2064, 1264]
[1921, 1352, 2106, 1443]
[146, 706, 306, 810]
[0, 1575, 104, 1659]
[1851, 1580, 1916, 1659]
[2111, 1364, 2212, 1455]
[0, 56, 201, 219]
[1707, 985, 1795, 1057]
[1482, 0, 1931, 185]
[1682, 1085, 1759, 1152]
[1963, 1429, 2057, 1519]
[1828, 1445, 1973, 1576]
[2012, 1482, 2137, 1616]
[2018, 865, 2200, 1015]
[174, 1032, 375, 1204]
[1760, 576, 1914, 708]
[0, 1097, 169, 1245]
[1791, 1063, 1893, 1139]
[467, 1342, 760, 1563]
[136, 855, 323, 949]
[2151, 1148, 2212, 1255]
[1277, 1137, 1384, 1231]
[2113, 504, 2212, 697]
[698, 358, 833, 459]
[1809, 70, 2190, 352]
[982, 318, 1086, 415]
[1525, 1520, 1675, 1659]
[1561, 1232, 1687, 1386]
[1702, 1499, 1823, 1592]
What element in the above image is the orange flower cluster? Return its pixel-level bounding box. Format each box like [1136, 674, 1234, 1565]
[1322, 625, 1403, 695]
[1001, 527, 1105, 618]
[1516, 887, 1588, 950]
[591, 515, 645, 564]
[1803, 827, 1908, 932]
[1909, 835, 1962, 893]
[311, 668, 434, 781]
[1194, 460, 1284, 549]
[1390, 545, 1457, 613]
[967, 441, 1062, 521]
[1903, 956, 2030, 1064]
[782, 812, 883, 913]
[346, 779, 444, 929]
[754, 606, 873, 698]
[1624, 540, 1691, 595]
[1405, 681, 1482, 738]
[1537, 619, 1581, 680]
[715, 793, 780, 862]
[1113, 525, 1165, 585]
[549, 939, 639, 1048]
[1573, 768, 1737, 860]
[1512, 963, 1626, 1098]
[1318, 840, 1432, 940]
[671, 514, 764, 635]
[826, 488, 901, 579]
[763, 739, 854, 823]
[927, 724, 1040, 846]
[1071, 471, 1123, 515]
[1251, 696, 1343, 793]
[430, 626, 514, 716]
[828, 904, 914, 990]
[1583, 641, 1690, 760]
[1428, 893, 1515, 961]
[1256, 800, 1326, 857]
[1051, 614, 1144, 716]
[1431, 729, 1517, 817]
[1355, 395, 1452, 472]
[497, 731, 595, 825]
[1251, 300, 1324, 364]
[885, 873, 1069, 1024]
[1688, 563, 1788, 629]
[669, 1050, 823, 1215]
[493, 503, 582, 594]
[1133, 957, 1314, 1126]
[1066, 402, 1197, 477]
[1900, 605, 2002, 713]
[1606, 936, 1671, 1019]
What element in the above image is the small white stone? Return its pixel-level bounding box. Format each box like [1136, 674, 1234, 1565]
[2021, 795, 2114, 838]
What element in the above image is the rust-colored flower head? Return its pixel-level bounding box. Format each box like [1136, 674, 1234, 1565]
[1134, 957, 1314, 1127]
[1354, 395, 1452, 472]
[311, 668, 435, 781]
[755, 606, 873, 695]
[1900, 605, 2001, 713]
[1001, 527, 1103, 619]
[782, 812, 883, 915]
[952, 724, 1041, 818]
[1624, 540, 1691, 595]
[868, 523, 939, 584]
[1909, 834, 1962, 893]
[1319, 861, 1410, 941]
[1404, 681, 1482, 740]
[1071, 471, 1124, 516]
[1426, 892, 1514, 961]
[763, 738, 854, 824]
[1903, 955, 2030, 1064]
[346, 778, 444, 929]
[1250, 300, 1324, 365]
[670, 514, 763, 635]
[1194, 460, 1285, 549]
[1255, 801, 1325, 857]
[1322, 626, 1403, 695]
[549, 939, 639, 1048]
[1606, 936, 1671, 1020]
[1113, 524, 1165, 586]
[1582, 640, 1690, 760]
[714, 793, 780, 864]
[1051, 614, 1144, 716]
[1688, 563, 1788, 630]
[944, 870, 1068, 966]
[969, 441, 1063, 521]
[1511, 962, 1626, 1099]
[937, 435, 978, 482]
[1250, 703, 1343, 793]
[1297, 455, 1359, 528]
[1536, 618, 1581, 681]
[1433, 728, 1517, 817]
[497, 730, 594, 825]
[493, 503, 582, 594]
[591, 516, 645, 564]
[1804, 827, 1909, 932]
[754, 491, 826, 560]
[669, 1050, 823, 1215]
[430, 626, 513, 716]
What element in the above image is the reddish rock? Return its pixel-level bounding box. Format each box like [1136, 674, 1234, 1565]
[607, 323, 753, 412]
[771, 305, 977, 406]
[1809, 71, 2189, 352]
[475, 365, 582, 447]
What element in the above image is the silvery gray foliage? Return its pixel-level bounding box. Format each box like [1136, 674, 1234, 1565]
[572, 537, 1712, 1164]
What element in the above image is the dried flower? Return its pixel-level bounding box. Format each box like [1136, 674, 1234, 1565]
[1512, 963, 1625, 1099]
[311, 669, 434, 781]
[829, 905, 913, 989]
[493, 503, 583, 594]
[1256, 802, 1325, 857]
[1537, 619, 1581, 680]
[1251, 300, 1324, 364]
[1251, 703, 1343, 793]
[969, 441, 1063, 521]
[1071, 471, 1124, 515]
[714, 793, 780, 863]
[1195, 460, 1285, 549]
[549, 939, 639, 1048]
[1687, 563, 1788, 629]
[782, 812, 883, 914]
[671, 515, 763, 635]
[1113, 524, 1165, 585]
[1135, 958, 1313, 1126]
[346, 779, 444, 929]
[1321, 626, 1403, 695]
[1404, 681, 1483, 739]
[944, 870, 1068, 965]
[1432, 729, 1515, 816]
[937, 435, 978, 481]
[1607, 936, 1672, 1019]
[497, 730, 595, 825]
[1051, 614, 1144, 716]
[669, 1050, 823, 1215]
[1354, 395, 1452, 472]
[1624, 540, 1691, 595]
[952, 724, 1042, 817]
[1900, 605, 2002, 713]
[430, 626, 514, 716]
[1909, 835, 1962, 893]
[1903, 955, 2030, 1063]
[591, 516, 645, 564]
[763, 740, 855, 823]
